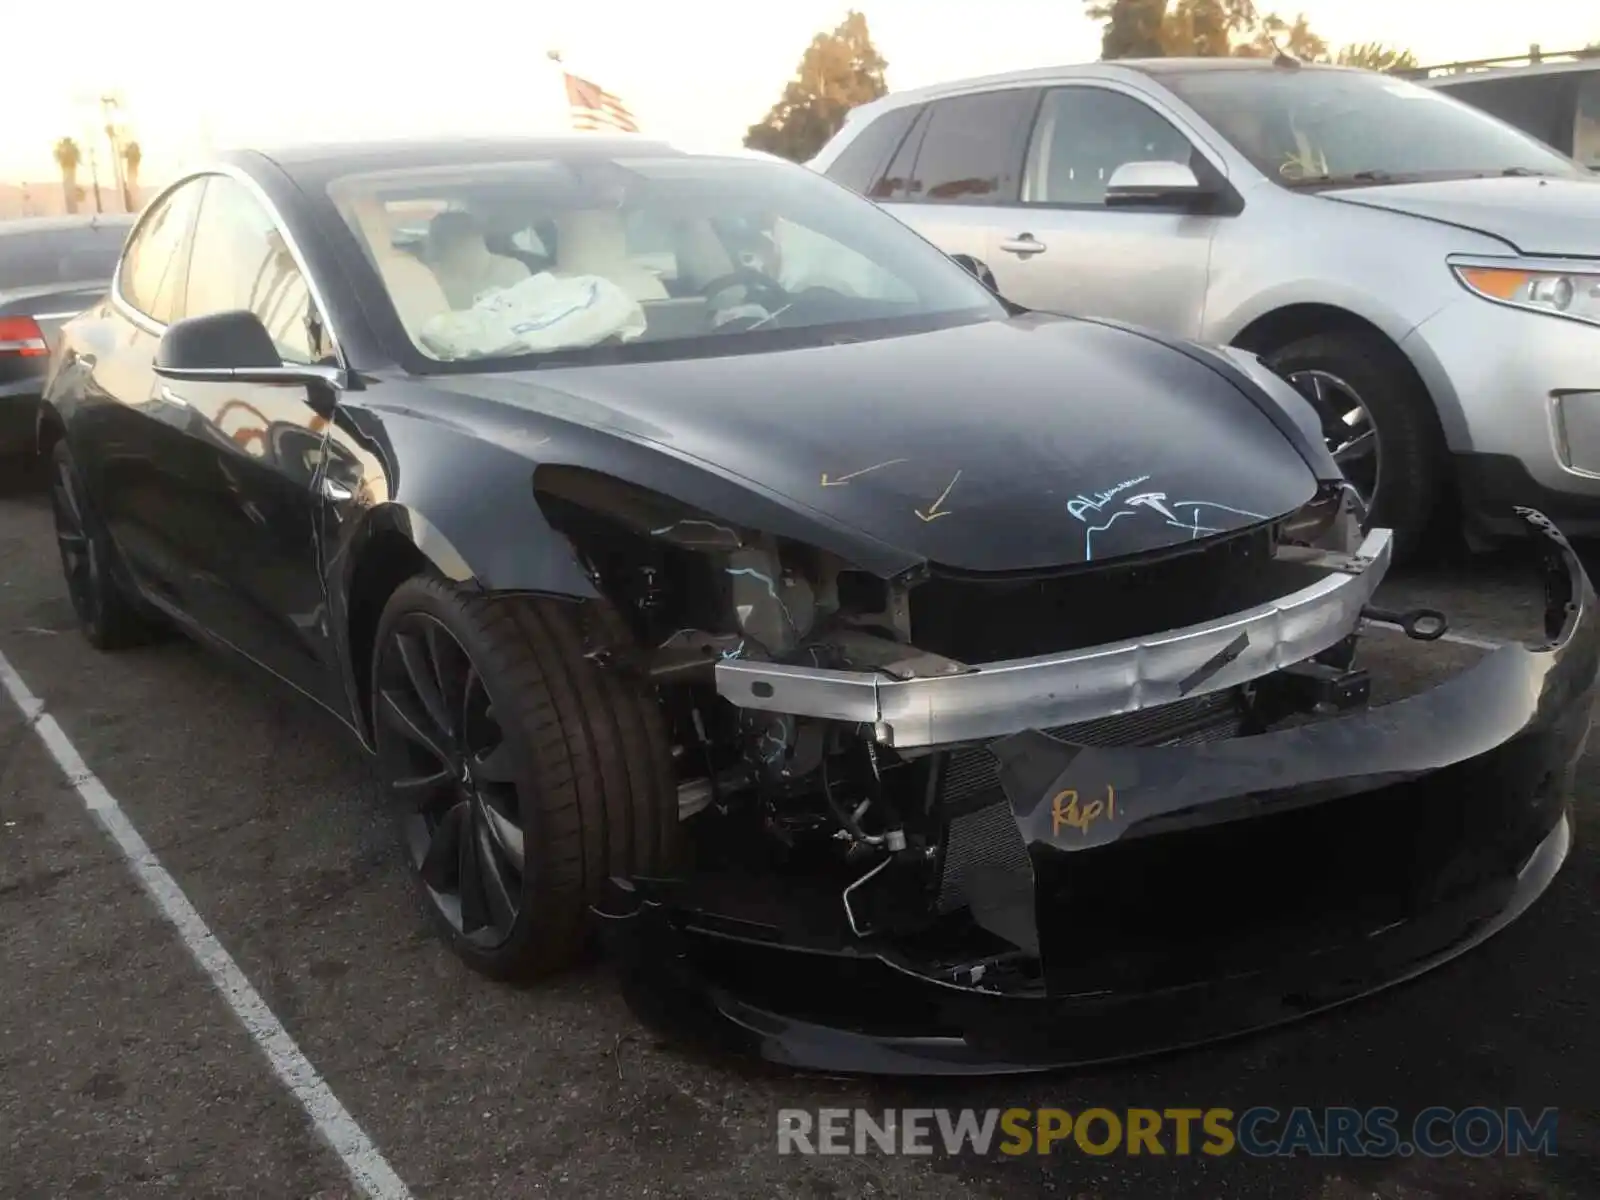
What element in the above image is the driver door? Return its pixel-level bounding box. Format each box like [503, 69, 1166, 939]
[985, 84, 1225, 337]
[154, 174, 342, 705]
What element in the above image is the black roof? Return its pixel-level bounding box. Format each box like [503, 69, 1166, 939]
[237, 134, 685, 188]
[0, 212, 137, 237]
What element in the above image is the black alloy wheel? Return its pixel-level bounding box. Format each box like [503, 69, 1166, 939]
[48, 439, 158, 649]
[375, 611, 525, 950]
[371, 575, 681, 981]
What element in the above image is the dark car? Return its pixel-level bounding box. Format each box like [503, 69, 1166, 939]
[1, 213, 135, 457]
[38, 137, 1597, 1073]
[1409, 55, 1600, 170]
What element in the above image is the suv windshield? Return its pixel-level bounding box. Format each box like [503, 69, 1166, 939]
[1161, 66, 1584, 186]
[327, 153, 1003, 366]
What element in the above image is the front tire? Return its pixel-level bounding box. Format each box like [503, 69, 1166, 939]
[1264, 329, 1443, 563]
[48, 439, 161, 650]
[371, 576, 680, 981]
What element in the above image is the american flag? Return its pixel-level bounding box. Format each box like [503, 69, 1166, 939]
[564, 72, 640, 134]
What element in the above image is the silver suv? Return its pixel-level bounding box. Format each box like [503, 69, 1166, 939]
[810, 58, 1600, 560]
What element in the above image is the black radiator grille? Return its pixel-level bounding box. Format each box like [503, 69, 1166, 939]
[908, 526, 1291, 663]
[934, 691, 1242, 914]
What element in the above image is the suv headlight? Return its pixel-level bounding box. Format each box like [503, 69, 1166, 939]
[1451, 259, 1600, 327]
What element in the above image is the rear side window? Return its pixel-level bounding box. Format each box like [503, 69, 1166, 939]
[119, 179, 207, 323]
[905, 89, 1037, 204]
[0, 225, 129, 290]
[870, 107, 930, 200]
[823, 105, 921, 194]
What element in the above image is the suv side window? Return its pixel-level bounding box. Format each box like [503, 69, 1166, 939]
[118, 179, 206, 324]
[1024, 87, 1195, 206]
[1436, 74, 1576, 154]
[1576, 73, 1600, 169]
[869, 105, 930, 200]
[905, 89, 1036, 204]
[185, 175, 320, 364]
[823, 105, 921, 194]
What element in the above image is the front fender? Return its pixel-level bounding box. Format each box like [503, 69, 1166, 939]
[322, 381, 924, 605]
[319, 397, 600, 601]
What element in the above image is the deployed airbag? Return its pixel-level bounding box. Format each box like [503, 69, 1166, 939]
[419, 271, 646, 360]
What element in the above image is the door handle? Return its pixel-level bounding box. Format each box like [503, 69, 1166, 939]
[156, 385, 190, 408]
[322, 477, 354, 502]
[999, 234, 1047, 257]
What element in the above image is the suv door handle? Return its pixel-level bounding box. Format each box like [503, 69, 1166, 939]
[156, 385, 190, 408]
[999, 234, 1047, 257]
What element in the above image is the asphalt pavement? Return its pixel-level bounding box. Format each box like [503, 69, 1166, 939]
[1, 468, 1597, 1200]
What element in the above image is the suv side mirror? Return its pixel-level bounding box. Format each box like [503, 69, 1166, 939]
[1105, 160, 1210, 208]
[154, 309, 342, 393]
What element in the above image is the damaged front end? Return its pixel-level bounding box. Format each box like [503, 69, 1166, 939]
[559, 470, 1595, 1074]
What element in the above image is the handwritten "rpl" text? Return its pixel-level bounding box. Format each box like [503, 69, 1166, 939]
[1051, 785, 1118, 837]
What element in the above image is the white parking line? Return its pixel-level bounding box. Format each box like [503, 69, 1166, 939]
[1365, 620, 1507, 651]
[0, 650, 413, 1200]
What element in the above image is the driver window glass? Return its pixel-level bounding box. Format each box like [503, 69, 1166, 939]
[118, 179, 206, 323]
[1024, 88, 1194, 206]
[185, 175, 318, 364]
[1576, 73, 1600, 168]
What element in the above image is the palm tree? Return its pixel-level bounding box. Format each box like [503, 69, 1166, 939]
[53, 137, 82, 214]
[121, 140, 142, 210]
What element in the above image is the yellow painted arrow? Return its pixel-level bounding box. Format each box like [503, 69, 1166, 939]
[914, 469, 962, 522]
[819, 457, 909, 487]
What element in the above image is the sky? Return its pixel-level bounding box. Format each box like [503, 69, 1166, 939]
[3, 0, 1594, 188]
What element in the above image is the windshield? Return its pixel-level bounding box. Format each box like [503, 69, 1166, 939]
[327, 153, 1003, 366]
[1161, 67, 1584, 186]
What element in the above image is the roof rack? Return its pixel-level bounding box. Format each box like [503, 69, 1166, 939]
[1394, 44, 1599, 80]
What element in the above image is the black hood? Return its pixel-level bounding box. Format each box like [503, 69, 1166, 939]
[436, 314, 1319, 573]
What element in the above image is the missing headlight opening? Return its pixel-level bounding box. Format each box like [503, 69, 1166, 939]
[540, 467, 1591, 1072]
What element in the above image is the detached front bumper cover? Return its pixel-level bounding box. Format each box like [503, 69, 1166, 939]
[599, 511, 1597, 1075]
[715, 529, 1393, 748]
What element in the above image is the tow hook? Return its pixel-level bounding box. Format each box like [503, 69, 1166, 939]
[1364, 605, 1450, 641]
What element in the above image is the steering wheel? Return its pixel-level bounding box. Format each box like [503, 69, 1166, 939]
[696, 267, 789, 312]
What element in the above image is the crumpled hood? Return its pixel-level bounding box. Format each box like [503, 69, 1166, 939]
[1323, 175, 1600, 257]
[443, 314, 1318, 572]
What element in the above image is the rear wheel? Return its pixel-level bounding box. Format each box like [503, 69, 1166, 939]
[1264, 329, 1443, 562]
[371, 576, 680, 981]
[49, 439, 161, 650]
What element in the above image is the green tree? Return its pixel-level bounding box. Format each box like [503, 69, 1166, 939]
[53, 137, 82, 215]
[1233, 12, 1328, 59]
[1085, 0, 1168, 58]
[745, 10, 888, 163]
[1164, 0, 1258, 56]
[1086, 0, 1409, 68]
[1335, 42, 1419, 71]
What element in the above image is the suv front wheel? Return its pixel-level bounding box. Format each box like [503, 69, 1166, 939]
[1264, 329, 1443, 563]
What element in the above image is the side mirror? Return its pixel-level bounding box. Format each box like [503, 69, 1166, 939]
[949, 253, 999, 293]
[154, 309, 342, 394]
[1105, 160, 1210, 208]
